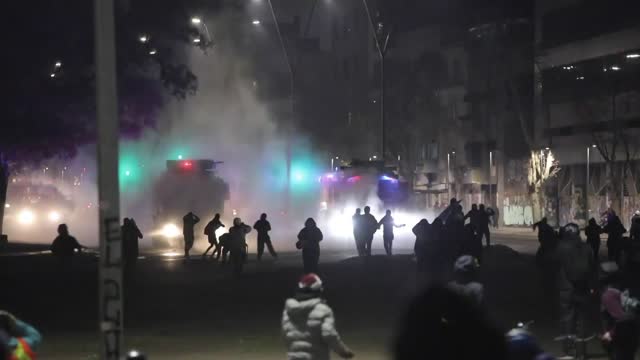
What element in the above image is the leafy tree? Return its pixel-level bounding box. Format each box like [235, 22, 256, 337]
[1, 0, 218, 236]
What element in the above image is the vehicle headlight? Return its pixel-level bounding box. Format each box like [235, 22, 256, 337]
[161, 223, 180, 238]
[48, 210, 61, 223]
[18, 209, 35, 225]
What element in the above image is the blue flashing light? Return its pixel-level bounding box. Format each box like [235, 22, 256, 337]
[380, 175, 398, 183]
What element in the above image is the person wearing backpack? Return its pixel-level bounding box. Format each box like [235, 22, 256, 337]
[555, 223, 596, 358]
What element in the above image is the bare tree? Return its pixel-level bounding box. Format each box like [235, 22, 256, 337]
[528, 150, 561, 221]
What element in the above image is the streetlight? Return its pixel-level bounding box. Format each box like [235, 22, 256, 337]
[587, 144, 597, 214]
[54, 61, 62, 68]
[191, 17, 202, 24]
[50, 73, 56, 78]
[193, 37, 201, 44]
[149, 49, 157, 55]
[627, 53, 640, 59]
[252, 19, 261, 25]
[139, 35, 148, 43]
[190, 17, 211, 44]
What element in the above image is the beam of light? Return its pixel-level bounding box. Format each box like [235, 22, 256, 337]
[161, 223, 181, 238]
[48, 210, 61, 223]
[18, 209, 35, 225]
[162, 251, 182, 257]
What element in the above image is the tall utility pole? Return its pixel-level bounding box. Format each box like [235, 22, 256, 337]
[95, 0, 124, 359]
[362, 0, 391, 160]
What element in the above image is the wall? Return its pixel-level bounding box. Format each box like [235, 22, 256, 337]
[502, 195, 534, 226]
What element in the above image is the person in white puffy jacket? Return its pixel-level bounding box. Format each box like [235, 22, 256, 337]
[282, 273, 355, 360]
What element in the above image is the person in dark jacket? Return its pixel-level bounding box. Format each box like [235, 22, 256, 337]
[361, 206, 378, 256]
[477, 204, 492, 247]
[202, 213, 225, 259]
[352, 208, 364, 256]
[50, 224, 83, 266]
[254, 213, 277, 260]
[182, 212, 200, 259]
[413, 219, 430, 274]
[464, 204, 480, 228]
[297, 218, 323, 274]
[228, 218, 251, 275]
[122, 218, 143, 266]
[585, 218, 603, 261]
[604, 215, 626, 263]
[378, 209, 404, 256]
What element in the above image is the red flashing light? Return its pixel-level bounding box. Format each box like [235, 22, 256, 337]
[346, 175, 361, 183]
[180, 161, 193, 169]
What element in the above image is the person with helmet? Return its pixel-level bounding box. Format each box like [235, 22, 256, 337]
[202, 213, 225, 260]
[182, 211, 200, 259]
[555, 223, 595, 358]
[282, 273, 354, 360]
[599, 261, 639, 360]
[0, 311, 41, 360]
[228, 218, 251, 275]
[297, 218, 323, 274]
[506, 325, 555, 360]
[448, 255, 483, 306]
[253, 213, 278, 261]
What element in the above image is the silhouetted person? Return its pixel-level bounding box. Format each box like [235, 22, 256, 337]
[438, 198, 464, 225]
[464, 204, 480, 228]
[585, 218, 603, 260]
[394, 285, 507, 360]
[352, 208, 364, 256]
[202, 214, 225, 260]
[51, 224, 82, 267]
[122, 218, 143, 266]
[604, 215, 626, 262]
[478, 204, 492, 247]
[182, 212, 200, 259]
[228, 218, 251, 276]
[533, 217, 556, 255]
[297, 218, 323, 274]
[378, 209, 404, 256]
[413, 219, 430, 275]
[361, 206, 378, 256]
[254, 213, 277, 260]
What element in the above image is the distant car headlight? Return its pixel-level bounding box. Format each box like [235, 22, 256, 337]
[18, 209, 35, 225]
[48, 210, 61, 223]
[161, 223, 180, 238]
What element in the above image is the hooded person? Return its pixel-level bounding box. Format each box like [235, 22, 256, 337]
[228, 217, 251, 275]
[122, 218, 143, 266]
[448, 255, 483, 306]
[50, 224, 83, 266]
[254, 213, 278, 260]
[297, 218, 323, 274]
[282, 273, 354, 360]
[352, 208, 364, 256]
[182, 211, 201, 259]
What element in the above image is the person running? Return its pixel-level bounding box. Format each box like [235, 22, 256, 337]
[585, 218, 603, 260]
[297, 218, 323, 274]
[0, 310, 42, 360]
[361, 206, 378, 256]
[378, 209, 405, 256]
[50, 224, 83, 267]
[202, 214, 225, 260]
[182, 212, 200, 259]
[352, 208, 364, 256]
[228, 218, 251, 276]
[254, 213, 277, 260]
[282, 273, 354, 359]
